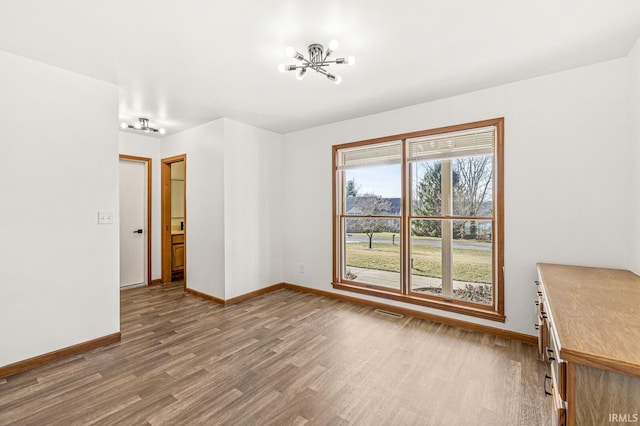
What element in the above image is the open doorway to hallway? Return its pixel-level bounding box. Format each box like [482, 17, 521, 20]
[161, 155, 186, 286]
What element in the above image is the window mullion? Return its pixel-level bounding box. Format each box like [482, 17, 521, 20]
[441, 160, 453, 299]
[401, 138, 409, 295]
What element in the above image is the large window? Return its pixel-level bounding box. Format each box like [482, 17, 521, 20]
[333, 118, 504, 321]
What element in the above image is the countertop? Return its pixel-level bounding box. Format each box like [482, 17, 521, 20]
[537, 263, 640, 376]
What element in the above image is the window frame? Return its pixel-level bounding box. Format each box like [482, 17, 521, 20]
[332, 118, 505, 322]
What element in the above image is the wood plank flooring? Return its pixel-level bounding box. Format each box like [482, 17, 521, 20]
[0, 282, 548, 425]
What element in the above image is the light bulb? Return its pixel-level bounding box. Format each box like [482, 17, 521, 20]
[134, 121, 142, 129]
[120, 122, 128, 129]
[159, 128, 166, 135]
[334, 75, 342, 85]
[347, 55, 356, 66]
[328, 39, 339, 51]
[285, 46, 296, 58]
[278, 63, 286, 73]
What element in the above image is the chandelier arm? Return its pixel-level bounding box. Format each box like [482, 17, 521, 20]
[312, 66, 330, 77]
[127, 125, 159, 132]
[304, 61, 326, 74]
[305, 62, 331, 71]
[297, 57, 315, 67]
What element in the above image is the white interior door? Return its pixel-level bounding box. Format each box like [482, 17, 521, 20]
[119, 159, 147, 287]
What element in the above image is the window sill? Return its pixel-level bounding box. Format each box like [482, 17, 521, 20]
[332, 281, 506, 322]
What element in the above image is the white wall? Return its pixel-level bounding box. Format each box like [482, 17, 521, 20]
[223, 119, 283, 298]
[282, 58, 630, 336]
[119, 132, 162, 280]
[628, 38, 640, 274]
[161, 119, 226, 299]
[0, 51, 119, 367]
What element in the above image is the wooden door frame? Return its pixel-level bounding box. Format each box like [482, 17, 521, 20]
[119, 154, 152, 285]
[161, 154, 187, 285]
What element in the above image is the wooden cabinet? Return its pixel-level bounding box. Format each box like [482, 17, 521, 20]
[172, 242, 184, 269]
[171, 234, 184, 280]
[536, 264, 640, 426]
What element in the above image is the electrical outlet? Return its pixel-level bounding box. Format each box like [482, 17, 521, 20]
[299, 263, 304, 274]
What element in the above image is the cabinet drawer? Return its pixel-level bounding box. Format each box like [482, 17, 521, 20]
[547, 326, 567, 401]
[552, 389, 566, 426]
[172, 234, 184, 244]
[545, 372, 567, 426]
[535, 280, 546, 358]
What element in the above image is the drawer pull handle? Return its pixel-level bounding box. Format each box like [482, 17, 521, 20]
[546, 347, 556, 362]
[535, 300, 540, 306]
[534, 323, 539, 330]
[544, 373, 553, 396]
[537, 291, 542, 296]
[540, 311, 548, 319]
[535, 280, 540, 286]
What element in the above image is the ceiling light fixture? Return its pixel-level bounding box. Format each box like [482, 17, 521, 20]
[120, 118, 166, 135]
[278, 40, 355, 84]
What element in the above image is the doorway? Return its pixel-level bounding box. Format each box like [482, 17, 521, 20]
[119, 155, 151, 288]
[161, 154, 186, 285]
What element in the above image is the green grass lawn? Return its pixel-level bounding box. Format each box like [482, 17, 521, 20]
[348, 232, 489, 243]
[345, 242, 492, 283]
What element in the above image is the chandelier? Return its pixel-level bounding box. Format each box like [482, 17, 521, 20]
[120, 118, 165, 134]
[278, 40, 355, 84]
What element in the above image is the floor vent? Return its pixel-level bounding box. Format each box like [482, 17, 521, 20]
[374, 309, 404, 319]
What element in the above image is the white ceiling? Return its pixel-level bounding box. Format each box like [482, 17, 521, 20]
[1, 1, 639, 136]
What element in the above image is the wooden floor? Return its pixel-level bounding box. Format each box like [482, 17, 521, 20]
[0, 282, 548, 425]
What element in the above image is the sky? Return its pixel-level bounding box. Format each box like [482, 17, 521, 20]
[346, 164, 401, 198]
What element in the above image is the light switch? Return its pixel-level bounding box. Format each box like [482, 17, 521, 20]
[98, 210, 114, 224]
